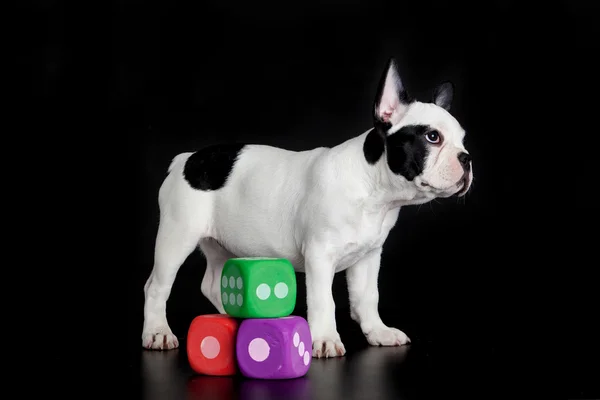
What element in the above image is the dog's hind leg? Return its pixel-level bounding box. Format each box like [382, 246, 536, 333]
[199, 238, 237, 314]
[142, 214, 203, 350]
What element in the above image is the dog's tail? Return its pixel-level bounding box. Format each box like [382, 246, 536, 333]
[167, 152, 193, 174]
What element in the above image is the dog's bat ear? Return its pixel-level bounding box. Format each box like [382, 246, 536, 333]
[432, 81, 454, 111]
[373, 57, 411, 132]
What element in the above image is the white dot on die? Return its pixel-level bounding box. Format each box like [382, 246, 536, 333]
[256, 283, 271, 300]
[298, 341, 304, 356]
[229, 293, 235, 305]
[303, 351, 310, 365]
[248, 337, 270, 362]
[229, 276, 235, 288]
[237, 294, 243, 306]
[222, 292, 228, 304]
[293, 332, 299, 347]
[222, 276, 228, 288]
[236, 277, 243, 289]
[274, 282, 288, 299]
[200, 336, 220, 359]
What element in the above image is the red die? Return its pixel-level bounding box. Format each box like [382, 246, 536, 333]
[187, 314, 239, 376]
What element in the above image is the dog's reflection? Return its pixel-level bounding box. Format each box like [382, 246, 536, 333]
[306, 354, 348, 398]
[141, 349, 186, 400]
[344, 346, 410, 399]
[307, 346, 410, 400]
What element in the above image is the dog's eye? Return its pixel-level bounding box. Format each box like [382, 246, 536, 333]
[425, 131, 441, 144]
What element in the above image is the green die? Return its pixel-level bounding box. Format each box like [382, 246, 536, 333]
[220, 257, 297, 318]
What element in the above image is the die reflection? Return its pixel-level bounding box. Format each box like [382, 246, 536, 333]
[181, 345, 411, 400]
[239, 376, 310, 400]
[187, 376, 235, 400]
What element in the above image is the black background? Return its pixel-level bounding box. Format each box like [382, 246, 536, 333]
[21, 0, 598, 397]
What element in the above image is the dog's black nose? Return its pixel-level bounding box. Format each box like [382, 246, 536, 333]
[458, 152, 472, 170]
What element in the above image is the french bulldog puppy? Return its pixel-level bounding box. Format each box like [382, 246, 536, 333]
[142, 58, 473, 357]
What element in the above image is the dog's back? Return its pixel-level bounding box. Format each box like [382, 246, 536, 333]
[159, 143, 329, 261]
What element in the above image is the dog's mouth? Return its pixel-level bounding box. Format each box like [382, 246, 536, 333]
[420, 176, 470, 197]
[456, 173, 471, 197]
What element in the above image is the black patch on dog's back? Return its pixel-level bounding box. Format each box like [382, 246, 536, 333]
[183, 143, 247, 191]
[385, 125, 431, 181]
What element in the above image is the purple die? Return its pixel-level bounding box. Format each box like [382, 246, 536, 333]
[235, 315, 312, 379]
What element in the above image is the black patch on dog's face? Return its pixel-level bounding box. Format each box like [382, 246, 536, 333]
[183, 143, 246, 191]
[363, 128, 385, 164]
[385, 125, 431, 181]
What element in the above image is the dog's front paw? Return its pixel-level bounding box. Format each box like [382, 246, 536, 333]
[312, 337, 346, 358]
[366, 327, 411, 347]
[142, 326, 179, 350]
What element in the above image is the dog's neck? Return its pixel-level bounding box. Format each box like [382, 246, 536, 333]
[328, 130, 435, 212]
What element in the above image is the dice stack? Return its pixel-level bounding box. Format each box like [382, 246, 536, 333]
[186, 257, 312, 379]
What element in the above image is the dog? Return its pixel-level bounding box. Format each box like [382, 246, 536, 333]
[141, 57, 473, 357]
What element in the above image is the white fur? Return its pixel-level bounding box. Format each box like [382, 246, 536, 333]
[141, 60, 472, 357]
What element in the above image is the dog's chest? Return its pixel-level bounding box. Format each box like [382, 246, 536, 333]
[332, 209, 398, 272]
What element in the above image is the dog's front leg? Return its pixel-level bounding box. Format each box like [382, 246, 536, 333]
[346, 248, 411, 346]
[305, 251, 346, 358]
